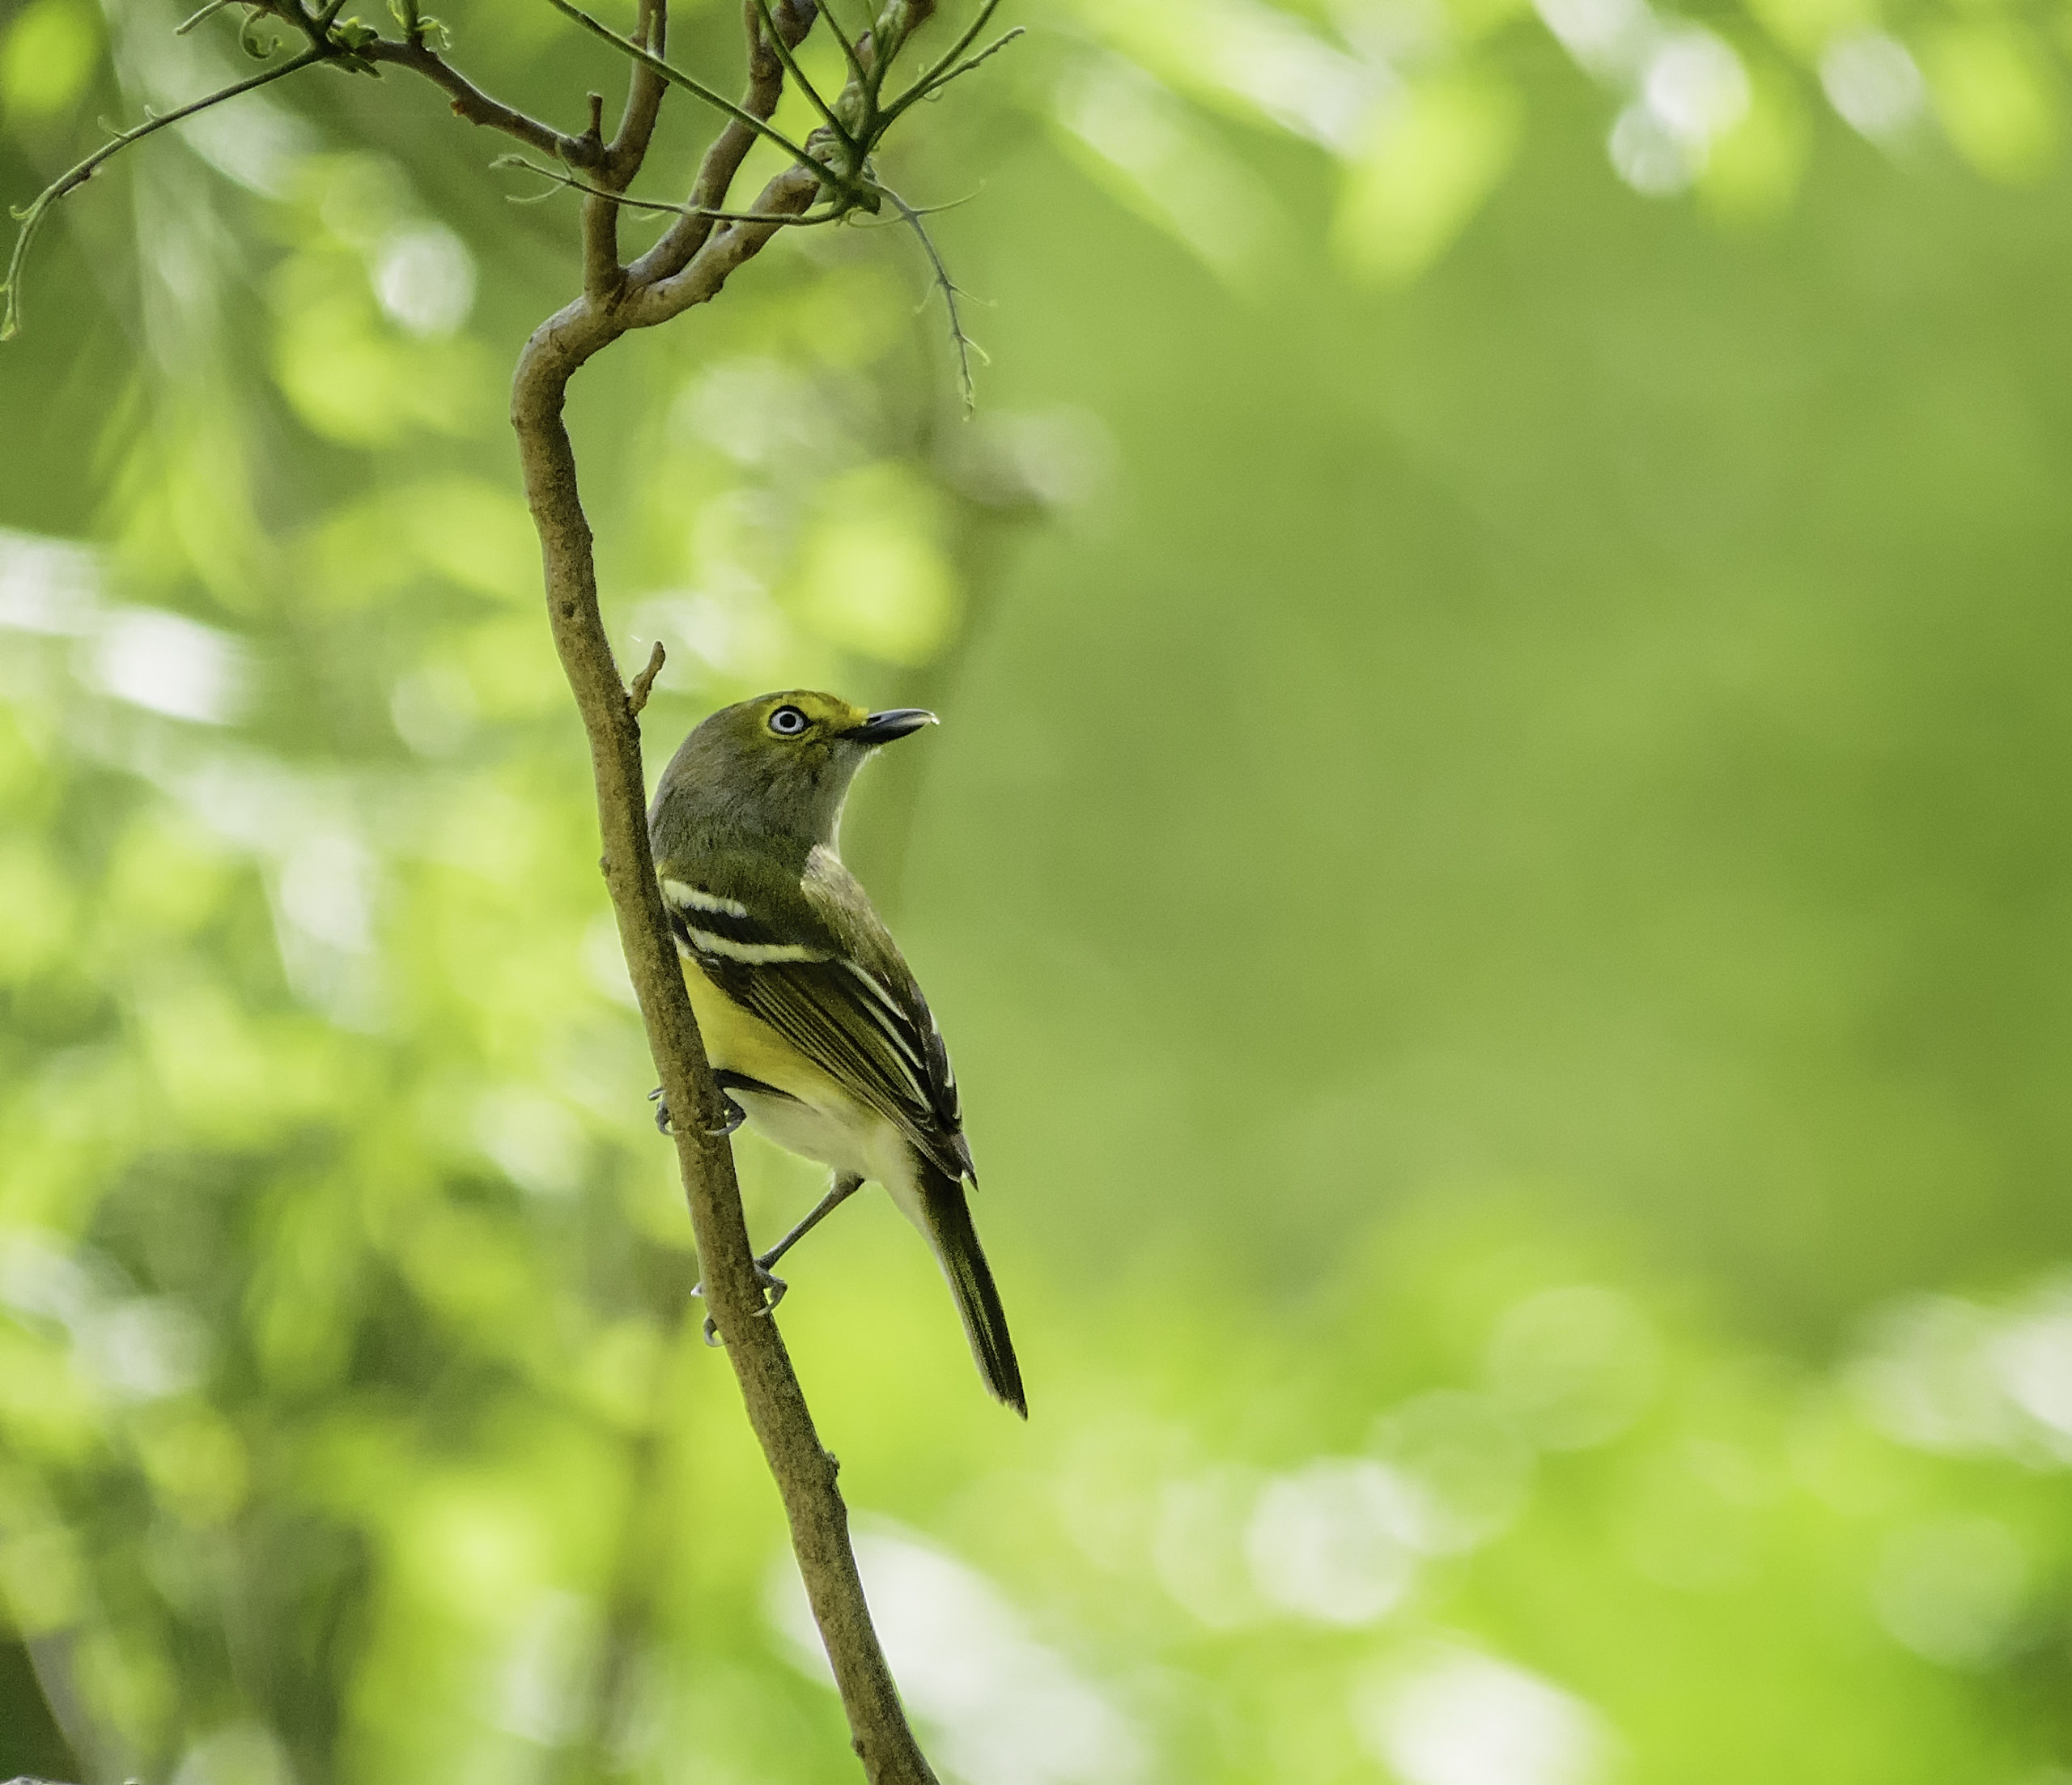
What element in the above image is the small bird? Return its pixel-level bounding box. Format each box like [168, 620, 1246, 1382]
[648, 691, 1025, 1417]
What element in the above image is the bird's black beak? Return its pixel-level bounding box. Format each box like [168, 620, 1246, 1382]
[847, 708, 937, 745]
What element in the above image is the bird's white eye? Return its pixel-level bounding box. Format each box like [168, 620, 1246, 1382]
[768, 705, 809, 737]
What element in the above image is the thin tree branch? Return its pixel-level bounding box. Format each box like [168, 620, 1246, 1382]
[605, 0, 671, 177]
[817, 0, 872, 95]
[497, 152, 846, 227]
[881, 0, 999, 113]
[749, 0, 857, 151]
[2, 0, 607, 329]
[357, 35, 604, 163]
[542, 0, 832, 184]
[583, 0, 670, 295]
[624, 161, 823, 326]
[629, 1, 948, 329]
[885, 24, 1025, 121]
[856, 0, 932, 101]
[878, 183, 981, 413]
[2, 44, 326, 340]
[264, 0, 618, 163]
[173, 0, 236, 34]
[574, 91, 620, 295]
[627, 0, 814, 287]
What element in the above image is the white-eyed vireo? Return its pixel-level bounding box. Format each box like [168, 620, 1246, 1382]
[648, 691, 1024, 1417]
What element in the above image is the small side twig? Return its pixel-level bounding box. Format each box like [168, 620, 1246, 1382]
[885, 25, 1024, 121]
[173, 0, 235, 33]
[627, 640, 666, 714]
[358, 33, 601, 160]
[541, 0, 837, 186]
[626, 0, 824, 286]
[495, 153, 847, 227]
[883, 0, 1020, 119]
[816, 0, 872, 93]
[878, 183, 984, 414]
[748, 0, 856, 150]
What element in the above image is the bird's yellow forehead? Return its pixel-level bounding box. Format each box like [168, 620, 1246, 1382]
[759, 691, 869, 732]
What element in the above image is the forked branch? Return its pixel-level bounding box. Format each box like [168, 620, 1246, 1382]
[877, 184, 986, 413]
[1, 0, 601, 338]
[543, 0, 835, 186]
[884, 0, 1023, 120]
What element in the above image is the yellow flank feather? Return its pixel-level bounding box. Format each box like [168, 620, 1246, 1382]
[681, 960, 839, 1105]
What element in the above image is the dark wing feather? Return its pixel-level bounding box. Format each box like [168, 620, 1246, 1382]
[660, 852, 973, 1182]
[916, 1153, 1023, 1414]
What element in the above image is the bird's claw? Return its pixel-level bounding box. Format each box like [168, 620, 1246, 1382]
[652, 1088, 746, 1139]
[690, 1259, 788, 1346]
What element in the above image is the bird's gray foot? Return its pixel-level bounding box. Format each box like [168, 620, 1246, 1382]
[692, 1258, 787, 1345]
[689, 1172, 860, 1344]
[753, 1256, 789, 1308]
[648, 1086, 670, 1133]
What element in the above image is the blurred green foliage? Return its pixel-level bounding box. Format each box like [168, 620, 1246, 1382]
[6, 0, 2072, 1782]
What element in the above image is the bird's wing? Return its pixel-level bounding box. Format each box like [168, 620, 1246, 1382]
[660, 848, 972, 1183]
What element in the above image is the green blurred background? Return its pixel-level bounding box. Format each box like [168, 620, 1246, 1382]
[5, 0, 2072, 1779]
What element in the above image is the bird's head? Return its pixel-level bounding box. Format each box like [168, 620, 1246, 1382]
[651, 690, 937, 856]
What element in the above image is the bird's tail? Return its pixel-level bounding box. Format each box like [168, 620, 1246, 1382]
[915, 1158, 1025, 1418]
